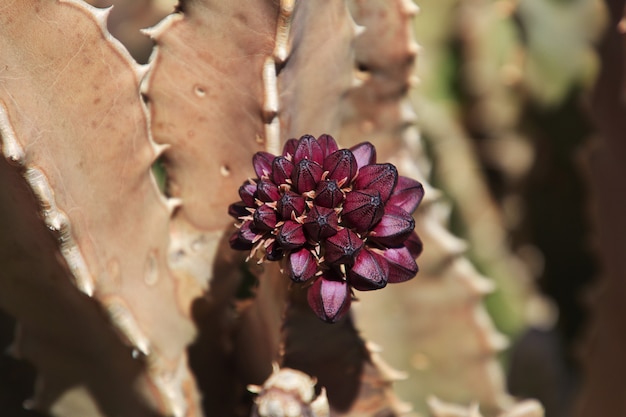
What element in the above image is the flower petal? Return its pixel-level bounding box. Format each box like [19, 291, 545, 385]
[282, 138, 298, 157]
[389, 176, 424, 214]
[256, 179, 280, 202]
[265, 241, 284, 261]
[292, 159, 323, 193]
[353, 163, 398, 202]
[324, 229, 364, 266]
[238, 182, 257, 206]
[381, 246, 418, 283]
[307, 275, 351, 323]
[272, 156, 294, 185]
[323, 149, 357, 183]
[288, 248, 318, 282]
[228, 201, 248, 219]
[404, 231, 423, 258]
[253, 151, 275, 178]
[277, 191, 306, 219]
[277, 220, 306, 250]
[349, 142, 376, 169]
[253, 204, 278, 231]
[348, 248, 389, 291]
[314, 179, 344, 208]
[342, 189, 384, 232]
[229, 220, 257, 250]
[304, 205, 339, 241]
[294, 134, 324, 164]
[317, 134, 339, 157]
[369, 205, 415, 247]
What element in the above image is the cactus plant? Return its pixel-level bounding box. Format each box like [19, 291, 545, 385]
[11, 0, 617, 416]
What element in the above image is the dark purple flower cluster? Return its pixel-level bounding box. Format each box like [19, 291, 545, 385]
[229, 134, 424, 322]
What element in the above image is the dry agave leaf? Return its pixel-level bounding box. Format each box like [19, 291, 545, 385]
[84, 0, 176, 63]
[428, 397, 543, 417]
[519, 0, 607, 106]
[574, 3, 626, 416]
[0, 1, 201, 415]
[143, 1, 282, 414]
[335, 0, 525, 414]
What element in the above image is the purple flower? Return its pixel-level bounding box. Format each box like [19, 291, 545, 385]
[228, 134, 424, 322]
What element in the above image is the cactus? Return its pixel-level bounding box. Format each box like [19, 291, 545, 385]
[1, 0, 591, 416]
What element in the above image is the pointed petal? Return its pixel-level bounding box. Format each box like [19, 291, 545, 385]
[404, 231, 423, 258]
[324, 229, 364, 265]
[381, 246, 418, 283]
[317, 133, 339, 157]
[323, 149, 357, 182]
[348, 248, 389, 291]
[257, 179, 280, 202]
[349, 142, 376, 169]
[277, 191, 306, 219]
[353, 163, 398, 202]
[288, 248, 318, 282]
[342, 189, 384, 232]
[253, 151, 275, 178]
[253, 204, 278, 231]
[369, 205, 415, 247]
[265, 241, 284, 261]
[389, 176, 424, 214]
[230, 220, 258, 250]
[314, 179, 344, 208]
[238, 181, 258, 206]
[292, 159, 323, 193]
[282, 138, 298, 157]
[277, 220, 307, 250]
[304, 205, 339, 241]
[294, 134, 324, 164]
[307, 276, 351, 323]
[228, 201, 249, 219]
[272, 156, 294, 185]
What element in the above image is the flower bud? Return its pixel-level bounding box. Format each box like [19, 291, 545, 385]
[324, 229, 363, 266]
[272, 156, 294, 185]
[349, 142, 376, 169]
[404, 231, 423, 258]
[323, 149, 357, 183]
[317, 134, 339, 157]
[314, 179, 344, 208]
[294, 134, 324, 164]
[348, 248, 389, 291]
[277, 191, 306, 219]
[228, 201, 248, 219]
[353, 163, 398, 202]
[253, 152, 275, 178]
[288, 248, 318, 282]
[265, 241, 284, 261]
[388, 176, 424, 214]
[256, 179, 280, 202]
[304, 205, 339, 241]
[230, 220, 257, 250]
[307, 275, 351, 323]
[282, 138, 298, 157]
[277, 220, 307, 250]
[253, 204, 278, 231]
[238, 182, 257, 206]
[369, 205, 415, 247]
[380, 246, 418, 283]
[342, 189, 384, 232]
[292, 159, 323, 193]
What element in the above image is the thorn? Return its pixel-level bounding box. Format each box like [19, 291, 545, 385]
[247, 384, 262, 394]
[165, 198, 182, 214]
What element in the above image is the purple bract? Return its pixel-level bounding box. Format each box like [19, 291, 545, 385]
[228, 134, 424, 323]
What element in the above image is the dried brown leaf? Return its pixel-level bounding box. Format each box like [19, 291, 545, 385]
[0, 1, 200, 415]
